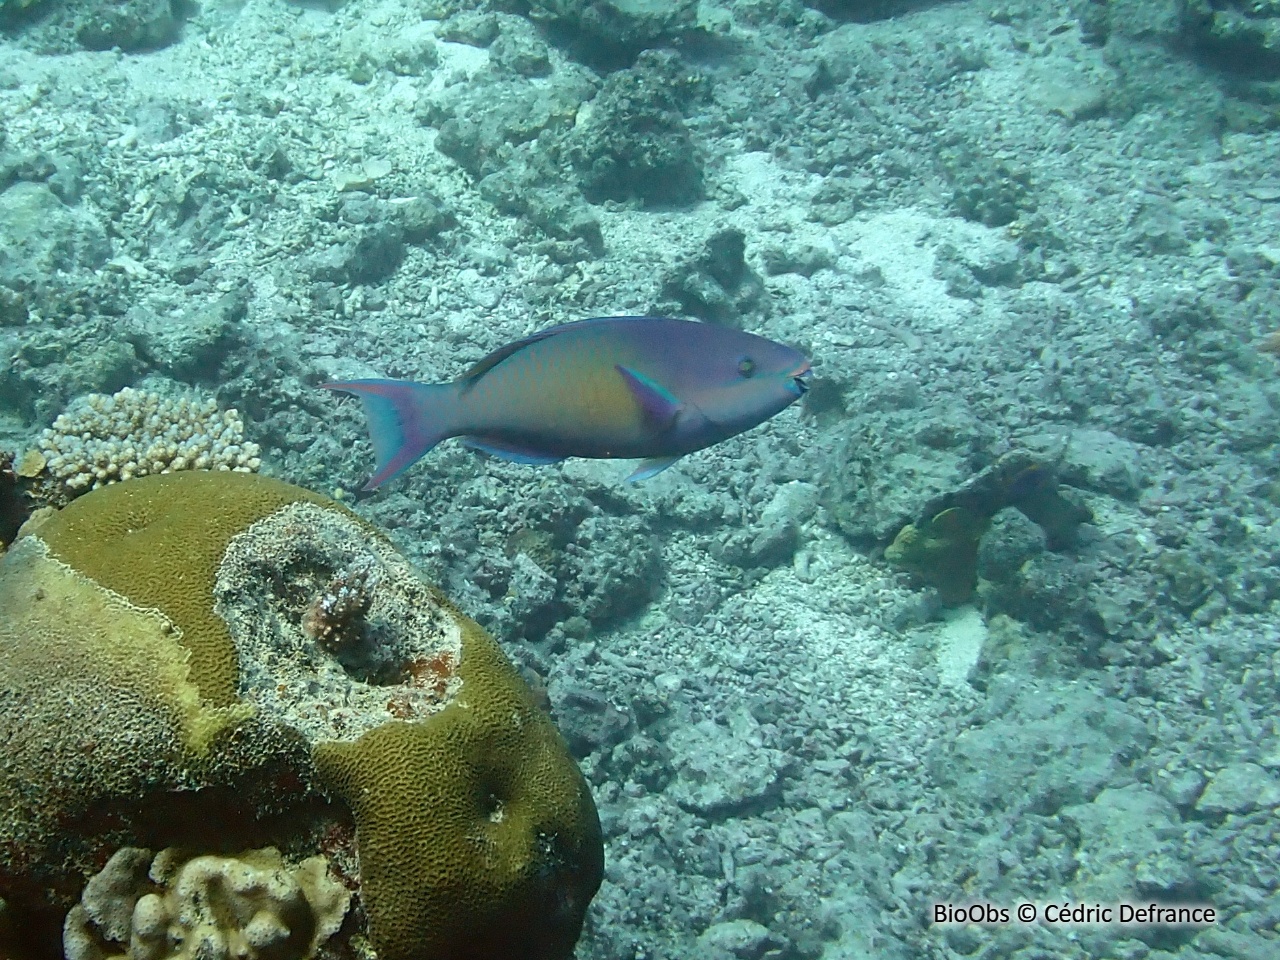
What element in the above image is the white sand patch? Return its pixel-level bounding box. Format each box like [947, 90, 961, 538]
[932, 605, 988, 688]
[724, 151, 825, 213]
[836, 209, 972, 328]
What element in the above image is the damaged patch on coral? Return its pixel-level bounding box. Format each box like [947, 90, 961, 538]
[215, 501, 463, 742]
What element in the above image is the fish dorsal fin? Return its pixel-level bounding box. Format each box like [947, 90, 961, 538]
[459, 330, 561, 390]
[616, 365, 682, 426]
[458, 317, 672, 391]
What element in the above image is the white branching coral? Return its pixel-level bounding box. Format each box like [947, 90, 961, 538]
[63, 846, 350, 960]
[34, 387, 261, 493]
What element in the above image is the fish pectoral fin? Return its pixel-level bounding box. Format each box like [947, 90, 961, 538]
[462, 436, 566, 466]
[627, 455, 681, 482]
[616, 365, 682, 426]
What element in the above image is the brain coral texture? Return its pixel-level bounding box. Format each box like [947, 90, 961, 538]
[0, 471, 602, 960]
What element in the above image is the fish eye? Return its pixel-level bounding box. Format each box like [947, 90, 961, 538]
[738, 356, 756, 377]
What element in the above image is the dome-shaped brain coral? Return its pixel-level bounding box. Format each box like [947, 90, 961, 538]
[316, 622, 604, 960]
[0, 471, 602, 960]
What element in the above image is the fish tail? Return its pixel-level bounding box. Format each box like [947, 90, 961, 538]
[321, 379, 458, 490]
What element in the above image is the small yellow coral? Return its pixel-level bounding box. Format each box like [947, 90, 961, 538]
[14, 449, 44, 478]
[885, 507, 988, 605]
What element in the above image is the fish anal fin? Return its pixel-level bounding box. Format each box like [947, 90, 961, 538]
[627, 455, 681, 482]
[462, 436, 566, 466]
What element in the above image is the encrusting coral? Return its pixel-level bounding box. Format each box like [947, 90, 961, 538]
[885, 451, 1092, 604]
[0, 470, 602, 960]
[27, 386, 261, 500]
[63, 846, 350, 960]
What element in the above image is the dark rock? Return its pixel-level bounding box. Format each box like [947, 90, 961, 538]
[976, 510, 1046, 584]
[478, 165, 603, 254]
[528, 0, 701, 70]
[945, 151, 1034, 227]
[567, 53, 703, 207]
[1182, 0, 1280, 78]
[438, 10, 499, 47]
[125, 287, 248, 383]
[552, 685, 632, 757]
[307, 221, 405, 287]
[0, 182, 110, 290]
[490, 19, 552, 78]
[75, 0, 182, 51]
[396, 194, 452, 244]
[662, 228, 764, 325]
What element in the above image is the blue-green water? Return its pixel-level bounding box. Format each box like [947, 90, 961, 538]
[1, 0, 1278, 957]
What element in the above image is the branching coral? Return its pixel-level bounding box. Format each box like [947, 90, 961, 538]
[63, 846, 350, 960]
[28, 386, 260, 499]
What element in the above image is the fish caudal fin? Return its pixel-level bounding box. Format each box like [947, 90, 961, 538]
[321, 379, 457, 489]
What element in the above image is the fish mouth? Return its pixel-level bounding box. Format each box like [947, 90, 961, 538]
[789, 361, 812, 395]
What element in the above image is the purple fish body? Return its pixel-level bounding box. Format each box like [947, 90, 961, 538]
[323, 316, 811, 489]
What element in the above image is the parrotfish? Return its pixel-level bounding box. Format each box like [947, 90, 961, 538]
[322, 316, 811, 489]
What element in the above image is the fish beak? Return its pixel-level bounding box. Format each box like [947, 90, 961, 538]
[789, 361, 812, 396]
